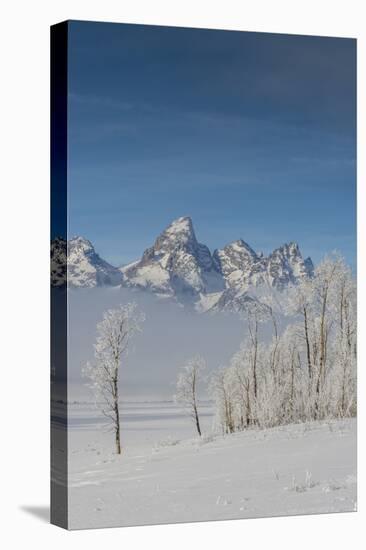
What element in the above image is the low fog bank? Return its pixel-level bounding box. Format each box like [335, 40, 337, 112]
[68, 287, 247, 401]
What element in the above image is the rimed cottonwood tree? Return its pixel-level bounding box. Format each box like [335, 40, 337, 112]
[83, 303, 145, 454]
[174, 355, 206, 436]
[209, 254, 356, 434]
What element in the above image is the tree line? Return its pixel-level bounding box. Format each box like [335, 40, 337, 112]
[176, 254, 356, 436]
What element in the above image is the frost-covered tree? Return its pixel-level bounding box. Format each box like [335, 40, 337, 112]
[229, 343, 253, 429]
[284, 254, 356, 420]
[83, 303, 145, 454]
[241, 301, 269, 403]
[209, 367, 236, 434]
[174, 355, 206, 436]
[326, 257, 357, 418]
[285, 276, 316, 390]
[211, 254, 356, 433]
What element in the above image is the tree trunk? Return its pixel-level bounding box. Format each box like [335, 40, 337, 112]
[340, 362, 347, 417]
[303, 306, 312, 383]
[315, 284, 329, 419]
[192, 370, 201, 436]
[113, 376, 122, 454]
[115, 409, 121, 454]
[245, 385, 251, 427]
[193, 402, 201, 436]
[252, 318, 258, 399]
[290, 347, 295, 417]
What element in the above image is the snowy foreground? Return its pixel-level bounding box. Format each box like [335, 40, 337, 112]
[67, 402, 356, 529]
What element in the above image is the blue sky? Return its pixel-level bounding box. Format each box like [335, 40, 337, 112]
[67, 21, 356, 268]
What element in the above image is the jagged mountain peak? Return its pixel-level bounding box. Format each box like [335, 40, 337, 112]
[69, 235, 94, 251]
[210, 235, 313, 308]
[220, 238, 257, 257]
[153, 216, 197, 252]
[273, 241, 301, 256]
[212, 238, 259, 289]
[51, 235, 122, 288]
[52, 217, 314, 314]
[266, 241, 312, 289]
[164, 216, 194, 236]
[122, 217, 223, 299]
[67, 236, 97, 263]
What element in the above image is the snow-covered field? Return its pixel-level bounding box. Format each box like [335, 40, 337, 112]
[64, 401, 357, 529]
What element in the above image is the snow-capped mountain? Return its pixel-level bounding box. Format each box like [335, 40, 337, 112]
[213, 239, 264, 291]
[121, 216, 313, 312]
[51, 236, 122, 288]
[208, 237, 313, 312]
[121, 216, 224, 302]
[266, 242, 313, 289]
[51, 217, 314, 313]
[213, 239, 313, 293]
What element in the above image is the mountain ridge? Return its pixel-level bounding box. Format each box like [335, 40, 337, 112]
[51, 216, 314, 313]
